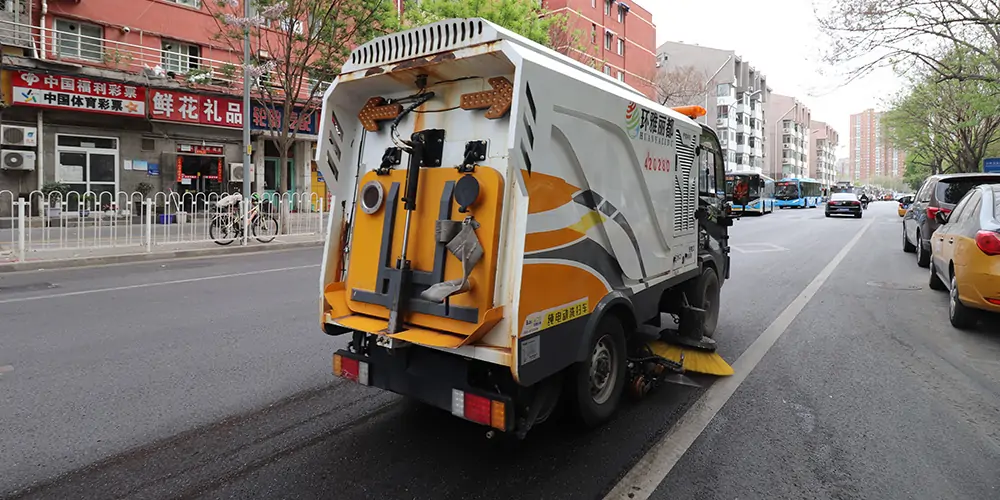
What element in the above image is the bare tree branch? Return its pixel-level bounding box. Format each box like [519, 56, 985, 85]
[654, 65, 707, 106]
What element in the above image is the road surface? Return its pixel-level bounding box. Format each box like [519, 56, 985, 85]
[1, 201, 998, 500]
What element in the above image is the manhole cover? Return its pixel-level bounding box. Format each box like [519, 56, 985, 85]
[866, 281, 922, 291]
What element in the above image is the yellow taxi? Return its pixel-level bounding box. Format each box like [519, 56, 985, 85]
[897, 195, 913, 217]
[928, 183, 1000, 329]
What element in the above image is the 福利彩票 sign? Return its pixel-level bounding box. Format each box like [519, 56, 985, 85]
[11, 71, 146, 116]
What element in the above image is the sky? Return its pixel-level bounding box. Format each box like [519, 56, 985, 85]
[643, 0, 903, 158]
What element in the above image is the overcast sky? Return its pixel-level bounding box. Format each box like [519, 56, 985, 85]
[644, 0, 904, 158]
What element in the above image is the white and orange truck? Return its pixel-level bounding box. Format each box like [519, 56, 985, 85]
[315, 18, 738, 438]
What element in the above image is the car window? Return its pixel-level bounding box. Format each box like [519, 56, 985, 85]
[916, 180, 934, 202]
[993, 187, 1000, 219]
[935, 177, 1000, 204]
[830, 193, 856, 201]
[957, 191, 982, 227]
[948, 192, 973, 224]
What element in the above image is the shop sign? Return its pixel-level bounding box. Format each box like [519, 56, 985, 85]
[150, 89, 243, 128]
[11, 71, 146, 116]
[250, 103, 318, 135]
[177, 143, 225, 156]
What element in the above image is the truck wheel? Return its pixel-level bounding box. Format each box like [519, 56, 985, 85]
[687, 268, 721, 338]
[568, 316, 626, 427]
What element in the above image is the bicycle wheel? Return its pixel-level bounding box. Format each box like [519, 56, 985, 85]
[253, 214, 278, 243]
[210, 215, 237, 245]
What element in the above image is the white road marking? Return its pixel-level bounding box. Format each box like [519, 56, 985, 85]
[604, 217, 875, 500]
[0, 265, 320, 305]
[731, 243, 789, 254]
[0, 365, 13, 375]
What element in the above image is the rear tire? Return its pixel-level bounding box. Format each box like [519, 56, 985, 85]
[949, 274, 978, 329]
[916, 231, 930, 268]
[568, 315, 626, 428]
[928, 260, 947, 291]
[855, 212, 862, 218]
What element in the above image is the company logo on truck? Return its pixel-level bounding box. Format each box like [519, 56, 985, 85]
[624, 102, 675, 146]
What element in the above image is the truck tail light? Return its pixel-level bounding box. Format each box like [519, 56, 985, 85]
[975, 230, 1000, 256]
[333, 354, 369, 386]
[451, 389, 506, 430]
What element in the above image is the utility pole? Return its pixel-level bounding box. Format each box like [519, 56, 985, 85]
[241, 0, 252, 246]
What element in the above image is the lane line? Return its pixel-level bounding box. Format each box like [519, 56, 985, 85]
[604, 217, 875, 500]
[0, 264, 319, 305]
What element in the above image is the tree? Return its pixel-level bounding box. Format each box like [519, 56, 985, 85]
[207, 0, 398, 209]
[654, 65, 707, 106]
[884, 58, 1000, 175]
[818, 0, 1000, 84]
[903, 153, 933, 191]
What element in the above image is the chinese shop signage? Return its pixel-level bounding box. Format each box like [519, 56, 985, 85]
[250, 103, 318, 135]
[12, 71, 146, 116]
[176, 143, 225, 156]
[149, 89, 243, 128]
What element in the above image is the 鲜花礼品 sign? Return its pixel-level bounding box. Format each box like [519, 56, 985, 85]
[12, 71, 146, 116]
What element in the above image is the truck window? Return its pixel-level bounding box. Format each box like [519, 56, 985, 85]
[699, 131, 724, 197]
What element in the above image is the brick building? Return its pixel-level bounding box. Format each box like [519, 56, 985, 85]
[849, 108, 906, 182]
[0, 0, 370, 213]
[543, 0, 657, 100]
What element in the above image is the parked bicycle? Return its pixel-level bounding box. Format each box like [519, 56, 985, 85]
[210, 192, 279, 245]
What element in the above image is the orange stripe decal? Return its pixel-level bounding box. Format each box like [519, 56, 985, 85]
[521, 170, 581, 214]
[524, 227, 585, 253]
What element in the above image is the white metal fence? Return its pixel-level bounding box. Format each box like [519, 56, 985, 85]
[0, 189, 327, 263]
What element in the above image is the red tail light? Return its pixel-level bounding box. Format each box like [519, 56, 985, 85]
[851, 201, 860, 206]
[927, 206, 951, 219]
[975, 230, 1000, 256]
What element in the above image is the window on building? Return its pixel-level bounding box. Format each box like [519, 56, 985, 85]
[617, 5, 626, 22]
[603, 65, 611, 75]
[54, 19, 103, 62]
[162, 39, 201, 73]
[55, 134, 120, 199]
[717, 105, 729, 119]
[591, 24, 597, 44]
[605, 31, 613, 50]
[592, 0, 596, 7]
[617, 38, 625, 56]
[604, 0, 612, 16]
[617, 71, 624, 81]
[167, 0, 200, 7]
[716, 83, 730, 96]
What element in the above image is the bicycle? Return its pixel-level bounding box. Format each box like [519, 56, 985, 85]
[210, 193, 279, 245]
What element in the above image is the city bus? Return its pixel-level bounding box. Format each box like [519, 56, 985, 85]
[725, 173, 776, 214]
[775, 177, 824, 208]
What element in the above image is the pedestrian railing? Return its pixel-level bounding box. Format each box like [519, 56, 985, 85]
[0, 189, 327, 262]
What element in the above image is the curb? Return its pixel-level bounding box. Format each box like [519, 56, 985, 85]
[0, 240, 324, 273]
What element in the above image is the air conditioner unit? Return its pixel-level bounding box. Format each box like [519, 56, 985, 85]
[1, 150, 36, 170]
[229, 162, 254, 182]
[2, 125, 38, 147]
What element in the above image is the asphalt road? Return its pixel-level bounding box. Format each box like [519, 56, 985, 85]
[2, 201, 999, 500]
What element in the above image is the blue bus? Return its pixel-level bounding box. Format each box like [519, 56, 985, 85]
[725, 173, 776, 214]
[775, 178, 824, 208]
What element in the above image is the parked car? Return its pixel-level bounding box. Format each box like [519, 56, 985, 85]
[902, 172, 1000, 267]
[825, 193, 863, 218]
[928, 183, 1000, 328]
[898, 195, 913, 217]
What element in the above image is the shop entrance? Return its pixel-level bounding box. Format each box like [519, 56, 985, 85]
[175, 143, 225, 211]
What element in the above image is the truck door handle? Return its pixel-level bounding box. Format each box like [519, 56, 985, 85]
[948, 239, 954, 244]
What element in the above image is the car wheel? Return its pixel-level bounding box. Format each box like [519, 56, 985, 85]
[928, 260, 947, 291]
[949, 273, 978, 329]
[825, 213, 831, 218]
[902, 225, 916, 253]
[567, 315, 627, 427]
[916, 231, 930, 268]
[855, 212, 862, 218]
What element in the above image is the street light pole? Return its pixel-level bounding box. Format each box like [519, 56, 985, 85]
[703, 55, 733, 125]
[241, 0, 251, 246]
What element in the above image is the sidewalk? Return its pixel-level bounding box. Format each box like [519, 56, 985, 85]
[0, 233, 324, 273]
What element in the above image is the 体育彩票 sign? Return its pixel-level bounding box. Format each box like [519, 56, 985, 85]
[11, 71, 146, 116]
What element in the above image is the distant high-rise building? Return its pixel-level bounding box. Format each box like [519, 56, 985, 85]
[764, 93, 811, 180]
[849, 109, 906, 182]
[810, 121, 839, 186]
[656, 42, 771, 174]
[544, 0, 657, 99]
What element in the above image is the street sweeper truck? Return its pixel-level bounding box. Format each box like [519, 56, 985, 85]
[315, 18, 742, 438]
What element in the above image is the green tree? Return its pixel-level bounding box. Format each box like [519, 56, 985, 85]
[884, 53, 1000, 175]
[207, 0, 398, 204]
[902, 153, 933, 191]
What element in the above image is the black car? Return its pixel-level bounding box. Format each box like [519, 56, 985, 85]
[903, 173, 1000, 267]
[826, 193, 863, 218]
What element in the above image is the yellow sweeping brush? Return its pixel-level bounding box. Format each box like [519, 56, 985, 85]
[647, 340, 734, 377]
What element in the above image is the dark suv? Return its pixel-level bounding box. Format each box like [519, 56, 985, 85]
[903, 173, 1000, 267]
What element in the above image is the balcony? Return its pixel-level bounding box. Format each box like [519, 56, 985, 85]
[0, 18, 328, 98]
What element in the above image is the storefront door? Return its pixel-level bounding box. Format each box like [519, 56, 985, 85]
[55, 134, 119, 212]
[263, 157, 296, 208]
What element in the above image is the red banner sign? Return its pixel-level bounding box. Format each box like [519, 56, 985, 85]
[149, 89, 243, 128]
[177, 144, 224, 156]
[11, 71, 146, 116]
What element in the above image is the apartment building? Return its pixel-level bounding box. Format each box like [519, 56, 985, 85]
[764, 93, 811, 180]
[810, 121, 839, 186]
[849, 108, 906, 182]
[0, 0, 389, 208]
[655, 42, 771, 174]
[544, 0, 657, 99]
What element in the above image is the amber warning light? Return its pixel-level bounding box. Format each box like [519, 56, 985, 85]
[358, 97, 403, 132]
[460, 77, 514, 119]
[672, 105, 707, 120]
